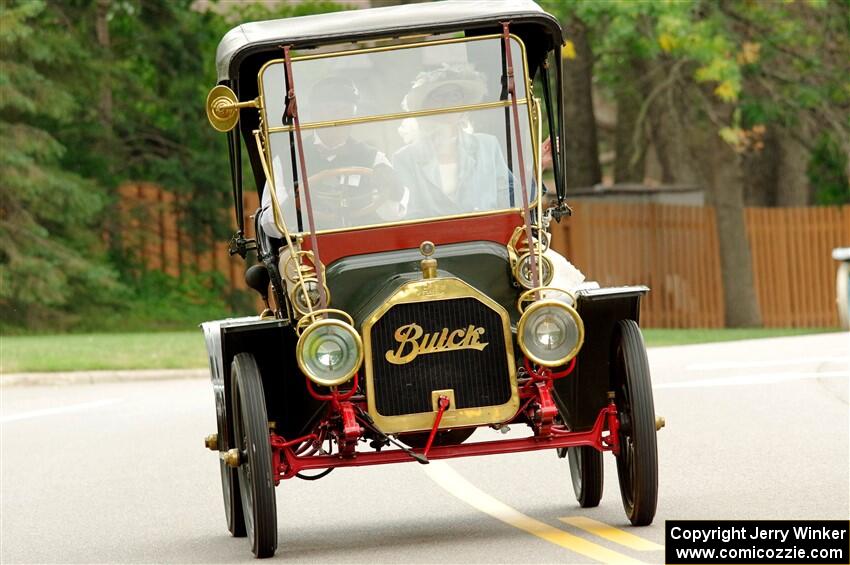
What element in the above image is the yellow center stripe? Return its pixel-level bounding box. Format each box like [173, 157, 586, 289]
[424, 462, 645, 564]
[560, 516, 664, 551]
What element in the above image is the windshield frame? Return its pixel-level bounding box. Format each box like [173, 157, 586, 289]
[255, 33, 539, 237]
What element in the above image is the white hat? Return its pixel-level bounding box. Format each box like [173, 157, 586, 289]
[402, 64, 487, 112]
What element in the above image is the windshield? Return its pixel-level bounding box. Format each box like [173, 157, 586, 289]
[260, 36, 535, 233]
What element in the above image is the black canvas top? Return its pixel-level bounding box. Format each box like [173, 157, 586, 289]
[216, 0, 561, 82]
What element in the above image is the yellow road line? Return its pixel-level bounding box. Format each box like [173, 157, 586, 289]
[423, 462, 645, 565]
[559, 516, 664, 551]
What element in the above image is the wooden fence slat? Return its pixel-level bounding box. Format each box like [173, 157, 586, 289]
[160, 191, 180, 278]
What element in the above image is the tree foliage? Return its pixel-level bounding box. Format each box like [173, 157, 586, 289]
[543, 0, 850, 190]
[0, 0, 346, 331]
[542, 0, 849, 327]
[0, 0, 118, 328]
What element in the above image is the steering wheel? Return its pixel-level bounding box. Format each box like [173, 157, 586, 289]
[304, 166, 390, 226]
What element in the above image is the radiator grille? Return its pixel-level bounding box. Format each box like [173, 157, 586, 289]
[370, 297, 512, 416]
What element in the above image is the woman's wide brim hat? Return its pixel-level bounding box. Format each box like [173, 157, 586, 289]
[402, 64, 487, 112]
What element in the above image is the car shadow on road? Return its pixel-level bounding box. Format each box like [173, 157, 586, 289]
[174, 514, 548, 563]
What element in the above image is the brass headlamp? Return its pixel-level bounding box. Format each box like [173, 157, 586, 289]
[296, 311, 363, 387]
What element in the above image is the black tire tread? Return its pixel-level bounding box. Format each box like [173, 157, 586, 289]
[615, 320, 658, 526]
[569, 446, 604, 507]
[232, 353, 278, 558]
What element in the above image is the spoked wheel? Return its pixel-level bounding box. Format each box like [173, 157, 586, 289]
[568, 446, 603, 507]
[231, 353, 277, 558]
[611, 320, 658, 526]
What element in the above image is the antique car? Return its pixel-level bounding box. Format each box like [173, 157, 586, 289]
[201, 0, 660, 558]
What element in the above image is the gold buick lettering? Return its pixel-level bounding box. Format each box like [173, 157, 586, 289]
[385, 323, 488, 365]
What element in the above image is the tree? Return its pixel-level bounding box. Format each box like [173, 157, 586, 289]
[542, 0, 850, 326]
[561, 15, 602, 189]
[0, 0, 119, 328]
[612, 59, 646, 184]
[0, 0, 350, 331]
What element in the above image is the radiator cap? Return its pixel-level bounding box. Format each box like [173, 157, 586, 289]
[420, 241, 437, 279]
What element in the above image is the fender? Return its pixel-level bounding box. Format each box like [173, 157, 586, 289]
[202, 317, 322, 445]
[552, 286, 649, 432]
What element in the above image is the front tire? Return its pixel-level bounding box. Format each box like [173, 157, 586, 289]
[568, 446, 603, 507]
[611, 320, 658, 526]
[231, 353, 278, 558]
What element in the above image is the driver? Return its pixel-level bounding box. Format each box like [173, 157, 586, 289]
[259, 76, 406, 237]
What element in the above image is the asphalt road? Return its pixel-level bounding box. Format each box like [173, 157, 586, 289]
[2, 332, 848, 564]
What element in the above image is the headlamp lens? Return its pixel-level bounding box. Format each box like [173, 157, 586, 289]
[518, 301, 583, 366]
[533, 313, 568, 350]
[297, 320, 363, 386]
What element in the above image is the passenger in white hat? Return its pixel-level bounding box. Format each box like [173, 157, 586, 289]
[394, 64, 586, 293]
[392, 64, 514, 219]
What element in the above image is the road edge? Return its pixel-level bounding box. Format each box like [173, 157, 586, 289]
[0, 368, 208, 387]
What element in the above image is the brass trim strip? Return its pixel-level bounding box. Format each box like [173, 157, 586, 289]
[267, 99, 528, 134]
[294, 207, 523, 237]
[534, 96, 545, 291]
[361, 277, 518, 434]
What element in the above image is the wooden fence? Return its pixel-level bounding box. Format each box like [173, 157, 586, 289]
[550, 203, 725, 328]
[115, 183, 849, 328]
[115, 183, 260, 291]
[745, 206, 850, 327]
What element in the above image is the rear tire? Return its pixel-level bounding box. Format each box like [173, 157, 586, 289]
[568, 446, 603, 507]
[220, 461, 246, 537]
[213, 372, 246, 537]
[611, 320, 658, 526]
[231, 353, 278, 558]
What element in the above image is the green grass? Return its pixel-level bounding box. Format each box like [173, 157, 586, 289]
[1, 327, 842, 374]
[641, 327, 841, 347]
[1, 331, 207, 374]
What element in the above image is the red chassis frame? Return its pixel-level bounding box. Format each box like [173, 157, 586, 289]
[267, 359, 621, 484]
